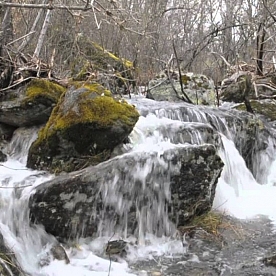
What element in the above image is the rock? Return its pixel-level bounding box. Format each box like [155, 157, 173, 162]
[0, 79, 65, 127]
[147, 72, 216, 105]
[29, 144, 223, 240]
[262, 255, 276, 267]
[27, 83, 139, 173]
[235, 99, 276, 121]
[51, 244, 70, 264]
[105, 240, 128, 256]
[0, 122, 15, 141]
[0, 150, 7, 162]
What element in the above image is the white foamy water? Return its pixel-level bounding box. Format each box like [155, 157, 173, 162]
[213, 135, 276, 222]
[1, 97, 276, 275]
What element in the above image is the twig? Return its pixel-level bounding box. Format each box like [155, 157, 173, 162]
[172, 40, 193, 104]
[0, 76, 37, 92]
[0, 164, 29, 171]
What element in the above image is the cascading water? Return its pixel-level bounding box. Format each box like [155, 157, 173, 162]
[1, 95, 276, 275]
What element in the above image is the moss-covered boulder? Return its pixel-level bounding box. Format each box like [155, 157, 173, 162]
[27, 82, 139, 173]
[147, 72, 216, 105]
[0, 79, 65, 127]
[235, 99, 276, 121]
[70, 39, 135, 95]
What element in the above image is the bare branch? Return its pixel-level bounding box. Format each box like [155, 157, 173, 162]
[0, 2, 93, 11]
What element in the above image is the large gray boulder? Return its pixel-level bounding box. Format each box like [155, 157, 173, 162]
[29, 144, 223, 240]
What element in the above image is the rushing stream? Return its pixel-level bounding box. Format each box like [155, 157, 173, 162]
[1, 95, 276, 275]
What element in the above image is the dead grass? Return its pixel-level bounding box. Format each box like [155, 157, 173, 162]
[178, 211, 245, 247]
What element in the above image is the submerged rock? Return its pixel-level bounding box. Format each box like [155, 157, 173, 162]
[0, 79, 65, 127]
[27, 83, 139, 173]
[29, 144, 223, 240]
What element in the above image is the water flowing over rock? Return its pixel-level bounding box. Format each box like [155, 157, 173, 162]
[29, 144, 223, 240]
[0, 79, 65, 127]
[27, 83, 139, 173]
[132, 98, 276, 183]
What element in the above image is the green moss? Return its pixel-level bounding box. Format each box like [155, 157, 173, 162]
[181, 75, 191, 85]
[235, 100, 276, 121]
[25, 79, 66, 104]
[74, 61, 90, 81]
[91, 42, 133, 68]
[69, 81, 112, 97]
[37, 83, 139, 141]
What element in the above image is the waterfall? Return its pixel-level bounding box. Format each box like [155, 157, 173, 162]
[0, 95, 276, 275]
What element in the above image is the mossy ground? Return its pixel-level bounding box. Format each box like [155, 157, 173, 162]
[24, 79, 66, 105]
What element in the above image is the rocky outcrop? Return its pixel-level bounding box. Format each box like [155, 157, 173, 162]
[29, 144, 223, 240]
[0, 79, 65, 127]
[147, 72, 216, 105]
[27, 83, 139, 173]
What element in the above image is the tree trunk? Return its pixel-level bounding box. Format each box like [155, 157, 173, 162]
[0, 0, 14, 89]
[256, 22, 266, 76]
[18, 0, 46, 52]
[33, 8, 52, 61]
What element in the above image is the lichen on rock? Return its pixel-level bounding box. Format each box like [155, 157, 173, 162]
[27, 82, 139, 173]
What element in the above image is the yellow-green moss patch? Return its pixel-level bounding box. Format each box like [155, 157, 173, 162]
[91, 42, 133, 68]
[38, 83, 139, 141]
[25, 79, 66, 104]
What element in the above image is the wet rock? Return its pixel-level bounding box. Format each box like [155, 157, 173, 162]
[262, 255, 276, 267]
[0, 79, 65, 127]
[27, 83, 139, 173]
[131, 216, 276, 276]
[0, 150, 7, 162]
[105, 240, 128, 256]
[29, 144, 223, 240]
[0, 123, 15, 141]
[132, 99, 275, 183]
[51, 244, 70, 264]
